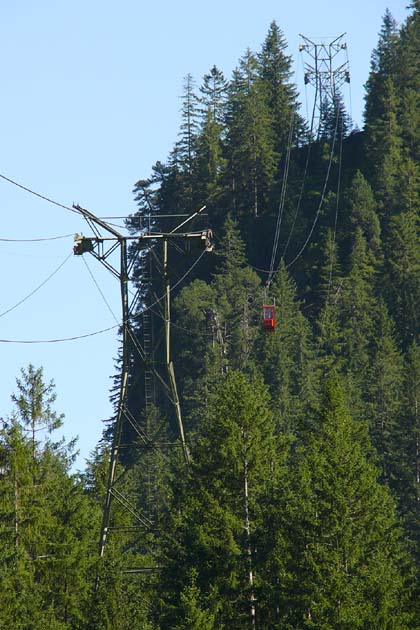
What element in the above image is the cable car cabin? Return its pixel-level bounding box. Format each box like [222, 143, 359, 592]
[263, 304, 276, 331]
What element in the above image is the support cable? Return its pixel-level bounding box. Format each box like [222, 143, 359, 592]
[265, 63, 300, 288]
[267, 108, 295, 287]
[0, 234, 73, 242]
[0, 248, 207, 344]
[81, 256, 119, 325]
[0, 252, 72, 320]
[345, 45, 353, 126]
[286, 101, 341, 269]
[0, 325, 118, 344]
[281, 76, 319, 260]
[315, 116, 344, 358]
[130, 248, 207, 320]
[0, 173, 81, 215]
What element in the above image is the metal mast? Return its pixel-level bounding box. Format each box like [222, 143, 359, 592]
[73, 204, 212, 563]
[299, 33, 350, 137]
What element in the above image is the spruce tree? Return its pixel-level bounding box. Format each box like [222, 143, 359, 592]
[258, 261, 316, 435]
[365, 301, 404, 488]
[364, 9, 400, 131]
[225, 48, 277, 217]
[385, 210, 420, 346]
[11, 364, 64, 460]
[158, 371, 276, 629]
[401, 342, 420, 560]
[258, 20, 302, 153]
[0, 367, 98, 629]
[275, 376, 414, 629]
[345, 170, 381, 257]
[335, 228, 377, 380]
[197, 65, 228, 203]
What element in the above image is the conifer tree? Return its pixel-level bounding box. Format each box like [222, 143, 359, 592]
[0, 367, 98, 628]
[364, 9, 399, 130]
[345, 170, 381, 256]
[336, 228, 377, 378]
[158, 371, 276, 629]
[400, 342, 420, 560]
[258, 261, 316, 434]
[180, 214, 261, 373]
[168, 73, 201, 212]
[365, 76, 402, 212]
[197, 65, 228, 203]
[316, 228, 344, 369]
[226, 49, 277, 217]
[177, 73, 200, 176]
[366, 301, 404, 487]
[385, 210, 420, 346]
[0, 420, 43, 628]
[274, 376, 414, 629]
[318, 92, 351, 141]
[258, 21, 302, 152]
[12, 364, 64, 460]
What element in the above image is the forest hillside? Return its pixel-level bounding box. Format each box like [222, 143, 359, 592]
[1, 5, 420, 628]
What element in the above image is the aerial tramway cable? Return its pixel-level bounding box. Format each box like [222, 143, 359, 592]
[286, 100, 341, 269]
[0, 234, 73, 242]
[0, 249, 207, 345]
[0, 252, 72, 320]
[0, 173, 81, 216]
[81, 255, 120, 325]
[281, 76, 319, 260]
[266, 107, 296, 288]
[315, 114, 345, 358]
[249, 99, 338, 277]
[253, 51, 319, 279]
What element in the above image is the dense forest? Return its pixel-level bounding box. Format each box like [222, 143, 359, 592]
[2, 4, 420, 628]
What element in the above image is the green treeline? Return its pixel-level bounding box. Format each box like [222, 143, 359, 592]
[2, 6, 420, 628]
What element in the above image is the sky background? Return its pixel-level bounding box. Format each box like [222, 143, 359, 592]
[0, 0, 410, 470]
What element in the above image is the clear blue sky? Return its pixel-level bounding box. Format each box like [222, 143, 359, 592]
[0, 0, 409, 470]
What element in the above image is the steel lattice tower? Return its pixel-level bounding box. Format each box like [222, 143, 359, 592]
[299, 33, 350, 137]
[73, 205, 212, 577]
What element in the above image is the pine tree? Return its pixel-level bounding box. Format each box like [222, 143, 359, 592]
[365, 76, 402, 213]
[177, 73, 200, 176]
[335, 228, 378, 380]
[0, 420, 43, 628]
[201, 214, 262, 371]
[396, 2, 420, 93]
[318, 92, 351, 141]
[363, 11, 404, 214]
[173, 570, 216, 630]
[315, 228, 344, 369]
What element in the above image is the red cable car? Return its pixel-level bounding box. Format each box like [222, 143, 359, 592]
[262, 304, 276, 331]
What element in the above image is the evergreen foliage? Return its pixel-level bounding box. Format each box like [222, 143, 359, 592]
[3, 9, 420, 626]
[275, 377, 414, 629]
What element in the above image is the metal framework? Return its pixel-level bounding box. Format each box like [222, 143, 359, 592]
[73, 204, 212, 562]
[299, 33, 350, 137]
